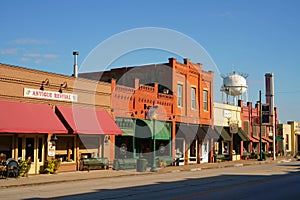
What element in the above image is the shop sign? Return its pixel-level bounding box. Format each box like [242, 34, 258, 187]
[48, 141, 56, 157]
[230, 123, 238, 134]
[223, 110, 232, 119]
[24, 88, 78, 102]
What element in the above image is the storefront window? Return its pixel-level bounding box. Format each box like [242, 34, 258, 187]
[189, 140, 196, 157]
[0, 136, 12, 159]
[38, 138, 43, 162]
[115, 136, 134, 159]
[26, 138, 35, 161]
[18, 138, 22, 159]
[56, 136, 74, 162]
[156, 141, 170, 156]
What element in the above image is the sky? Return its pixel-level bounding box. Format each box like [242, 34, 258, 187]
[1, 0, 300, 123]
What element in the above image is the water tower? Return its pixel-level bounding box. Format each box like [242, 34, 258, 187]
[221, 71, 248, 105]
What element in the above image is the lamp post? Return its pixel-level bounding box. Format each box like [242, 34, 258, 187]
[148, 106, 158, 172]
[258, 90, 264, 161]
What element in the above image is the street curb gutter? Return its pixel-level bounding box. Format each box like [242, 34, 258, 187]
[0, 158, 295, 189]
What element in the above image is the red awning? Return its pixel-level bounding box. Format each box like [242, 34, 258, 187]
[253, 136, 267, 143]
[248, 135, 259, 143]
[0, 100, 68, 134]
[262, 136, 273, 143]
[55, 106, 122, 135]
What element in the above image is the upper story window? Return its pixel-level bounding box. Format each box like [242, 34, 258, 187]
[191, 87, 196, 110]
[177, 84, 183, 107]
[203, 90, 208, 111]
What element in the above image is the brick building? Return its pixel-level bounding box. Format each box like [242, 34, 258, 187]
[240, 100, 279, 157]
[80, 58, 215, 164]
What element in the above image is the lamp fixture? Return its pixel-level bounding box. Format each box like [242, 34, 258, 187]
[40, 78, 50, 90]
[50, 134, 58, 145]
[104, 135, 110, 143]
[58, 81, 68, 93]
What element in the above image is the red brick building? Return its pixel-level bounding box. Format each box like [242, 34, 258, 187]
[240, 100, 278, 157]
[81, 58, 215, 164]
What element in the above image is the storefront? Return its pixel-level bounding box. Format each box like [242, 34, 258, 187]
[0, 63, 120, 174]
[54, 105, 122, 172]
[115, 117, 171, 165]
[0, 100, 68, 174]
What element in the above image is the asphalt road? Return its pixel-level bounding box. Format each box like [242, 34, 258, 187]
[1, 161, 300, 200]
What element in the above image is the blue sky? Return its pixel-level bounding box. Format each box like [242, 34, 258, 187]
[1, 0, 300, 123]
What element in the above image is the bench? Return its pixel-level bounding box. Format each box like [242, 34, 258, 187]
[80, 157, 109, 171]
[242, 152, 251, 160]
[156, 156, 174, 167]
[113, 158, 137, 170]
[214, 154, 226, 162]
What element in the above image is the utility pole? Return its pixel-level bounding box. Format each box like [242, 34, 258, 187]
[258, 90, 264, 161]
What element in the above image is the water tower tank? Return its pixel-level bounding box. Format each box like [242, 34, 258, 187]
[222, 72, 248, 96]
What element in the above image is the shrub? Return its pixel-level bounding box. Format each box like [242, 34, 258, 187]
[19, 159, 32, 177]
[43, 159, 61, 174]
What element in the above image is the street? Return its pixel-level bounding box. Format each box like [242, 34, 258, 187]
[0, 161, 299, 200]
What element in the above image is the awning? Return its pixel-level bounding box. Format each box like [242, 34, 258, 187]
[253, 136, 267, 143]
[248, 135, 259, 143]
[269, 136, 284, 141]
[214, 126, 232, 142]
[115, 117, 134, 136]
[55, 106, 122, 135]
[137, 119, 171, 140]
[176, 123, 198, 139]
[237, 128, 250, 141]
[0, 100, 67, 134]
[199, 126, 220, 140]
[262, 136, 273, 143]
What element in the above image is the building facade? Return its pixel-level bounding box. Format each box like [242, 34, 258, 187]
[81, 58, 215, 164]
[214, 102, 250, 161]
[277, 123, 292, 156]
[0, 63, 121, 174]
[287, 121, 300, 156]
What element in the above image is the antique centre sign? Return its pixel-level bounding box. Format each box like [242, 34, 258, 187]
[24, 88, 78, 102]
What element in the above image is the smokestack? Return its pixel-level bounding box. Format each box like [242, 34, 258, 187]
[73, 51, 79, 78]
[265, 73, 274, 116]
[265, 72, 275, 160]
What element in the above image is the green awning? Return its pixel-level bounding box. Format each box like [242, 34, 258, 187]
[214, 126, 232, 142]
[269, 136, 284, 141]
[115, 117, 135, 136]
[137, 119, 171, 140]
[237, 128, 250, 141]
[121, 128, 134, 136]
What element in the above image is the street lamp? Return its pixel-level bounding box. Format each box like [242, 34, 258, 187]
[148, 105, 158, 172]
[258, 90, 265, 161]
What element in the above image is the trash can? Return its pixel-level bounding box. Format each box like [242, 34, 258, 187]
[136, 158, 147, 172]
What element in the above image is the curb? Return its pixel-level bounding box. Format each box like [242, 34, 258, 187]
[0, 158, 296, 189]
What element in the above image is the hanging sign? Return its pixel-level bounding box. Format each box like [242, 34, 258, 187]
[48, 141, 56, 157]
[24, 88, 78, 102]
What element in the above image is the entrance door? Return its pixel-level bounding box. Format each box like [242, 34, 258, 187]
[175, 138, 185, 165]
[26, 138, 34, 161]
[188, 139, 197, 164]
[201, 140, 209, 163]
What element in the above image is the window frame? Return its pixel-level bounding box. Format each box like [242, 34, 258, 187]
[203, 90, 208, 111]
[177, 83, 183, 107]
[191, 87, 196, 110]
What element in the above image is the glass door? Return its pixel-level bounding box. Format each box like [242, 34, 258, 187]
[188, 139, 197, 164]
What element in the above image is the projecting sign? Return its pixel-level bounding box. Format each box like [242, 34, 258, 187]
[24, 88, 78, 102]
[223, 110, 232, 119]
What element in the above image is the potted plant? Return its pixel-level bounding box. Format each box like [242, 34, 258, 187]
[19, 159, 32, 177]
[43, 159, 61, 174]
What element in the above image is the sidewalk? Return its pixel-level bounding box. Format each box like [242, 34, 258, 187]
[0, 156, 295, 189]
